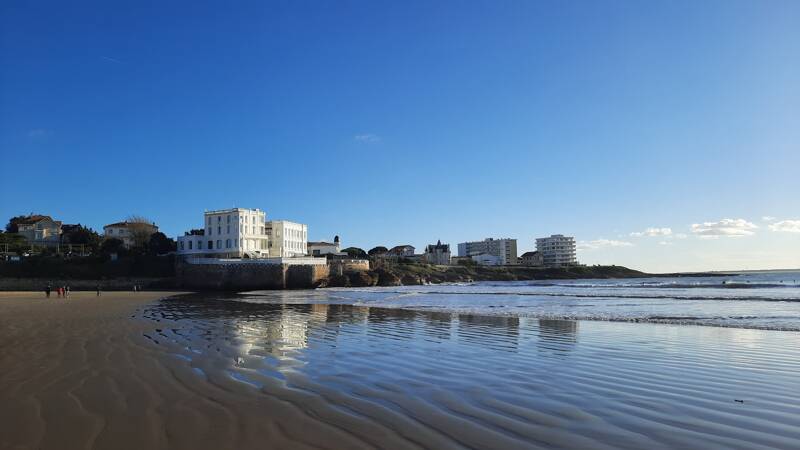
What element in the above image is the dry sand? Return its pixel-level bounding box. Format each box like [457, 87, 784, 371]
[0, 292, 405, 450]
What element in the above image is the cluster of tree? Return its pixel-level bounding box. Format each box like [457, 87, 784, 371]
[341, 247, 368, 258]
[2, 214, 176, 258]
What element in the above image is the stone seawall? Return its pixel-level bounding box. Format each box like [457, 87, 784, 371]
[176, 261, 329, 290]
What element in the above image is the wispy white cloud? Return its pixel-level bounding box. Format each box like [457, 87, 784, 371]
[578, 239, 634, 250]
[768, 220, 800, 233]
[354, 134, 380, 143]
[630, 227, 672, 237]
[691, 218, 757, 238]
[27, 129, 49, 139]
[101, 56, 124, 64]
[762, 216, 777, 222]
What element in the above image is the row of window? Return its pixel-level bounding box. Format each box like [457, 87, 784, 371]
[207, 214, 263, 226]
[179, 238, 273, 252]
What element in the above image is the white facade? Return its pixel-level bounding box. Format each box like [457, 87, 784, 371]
[471, 253, 502, 266]
[535, 234, 577, 267]
[266, 220, 308, 258]
[177, 208, 269, 258]
[457, 238, 518, 265]
[308, 236, 342, 256]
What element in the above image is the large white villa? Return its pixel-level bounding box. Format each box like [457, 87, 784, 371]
[176, 208, 307, 259]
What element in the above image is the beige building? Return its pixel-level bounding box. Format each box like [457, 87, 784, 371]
[104, 221, 159, 248]
[457, 238, 518, 265]
[266, 220, 308, 258]
[520, 251, 544, 267]
[15, 215, 62, 246]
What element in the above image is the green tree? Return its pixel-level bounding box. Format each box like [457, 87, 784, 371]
[0, 232, 29, 255]
[342, 247, 368, 258]
[62, 225, 102, 253]
[368, 246, 388, 256]
[5, 215, 27, 233]
[100, 238, 126, 256]
[147, 232, 176, 255]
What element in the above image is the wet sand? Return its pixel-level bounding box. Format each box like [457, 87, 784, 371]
[2, 292, 800, 449]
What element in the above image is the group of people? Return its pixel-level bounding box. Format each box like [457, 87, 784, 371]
[44, 284, 70, 298]
[44, 284, 105, 297]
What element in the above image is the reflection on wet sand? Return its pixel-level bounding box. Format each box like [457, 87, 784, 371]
[139, 294, 800, 450]
[537, 319, 578, 354]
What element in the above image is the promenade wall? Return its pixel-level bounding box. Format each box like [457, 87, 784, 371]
[176, 257, 329, 290]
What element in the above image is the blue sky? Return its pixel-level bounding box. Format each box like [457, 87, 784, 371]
[1, 1, 798, 272]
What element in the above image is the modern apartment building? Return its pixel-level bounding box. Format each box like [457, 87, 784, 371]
[266, 220, 308, 258]
[535, 234, 577, 267]
[177, 208, 269, 258]
[457, 238, 518, 265]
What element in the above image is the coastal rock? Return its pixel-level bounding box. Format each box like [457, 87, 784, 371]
[375, 268, 401, 286]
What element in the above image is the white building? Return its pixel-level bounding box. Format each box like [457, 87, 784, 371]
[471, 253, 501, 266]
[535, 234, 577, 267]
[266, 220, 308, 258]
[308, 236, 343, 256]
[103, 221, 159, 248]
[457, 238, 518, 265]
[177, 208, 269, 258]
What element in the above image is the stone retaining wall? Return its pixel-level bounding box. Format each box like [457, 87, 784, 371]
[176, 260, 329, 290]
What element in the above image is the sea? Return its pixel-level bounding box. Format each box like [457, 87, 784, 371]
[237, 270, 800, 331]
[139, 270, 800, 448]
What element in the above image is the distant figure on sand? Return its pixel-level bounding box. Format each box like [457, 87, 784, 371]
[96, 285, 101, 296]
[65, 286, 70, 297]
[45, 284, 51, 298]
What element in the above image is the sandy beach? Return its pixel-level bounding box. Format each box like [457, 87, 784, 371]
[0, 292, 408, 450]
[2, 290, 800, 450]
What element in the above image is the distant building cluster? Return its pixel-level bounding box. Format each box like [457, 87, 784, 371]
[3, 213, 161, 252]
[3, 210, 581, 269]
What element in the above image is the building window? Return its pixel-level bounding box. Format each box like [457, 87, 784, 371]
[227, 225, 230, 234]
[180, 241, 184, 250]
[217, 240, 221, 249]
[208, 240, 213, 249]
[189, 240, 193, 250]
[227, 215, 230, 223]
[208, 227, 212, 236]
[217, 216, 221, 222]
[217, 226, 221, 235]
[226, 239, 231, 248]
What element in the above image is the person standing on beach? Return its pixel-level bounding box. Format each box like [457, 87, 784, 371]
[65, 285, 70, 297]
[45, 284, 51, 298]
[96, 284, 101, 296]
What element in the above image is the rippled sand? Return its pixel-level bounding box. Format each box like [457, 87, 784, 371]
[2, 292, 800, 449]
